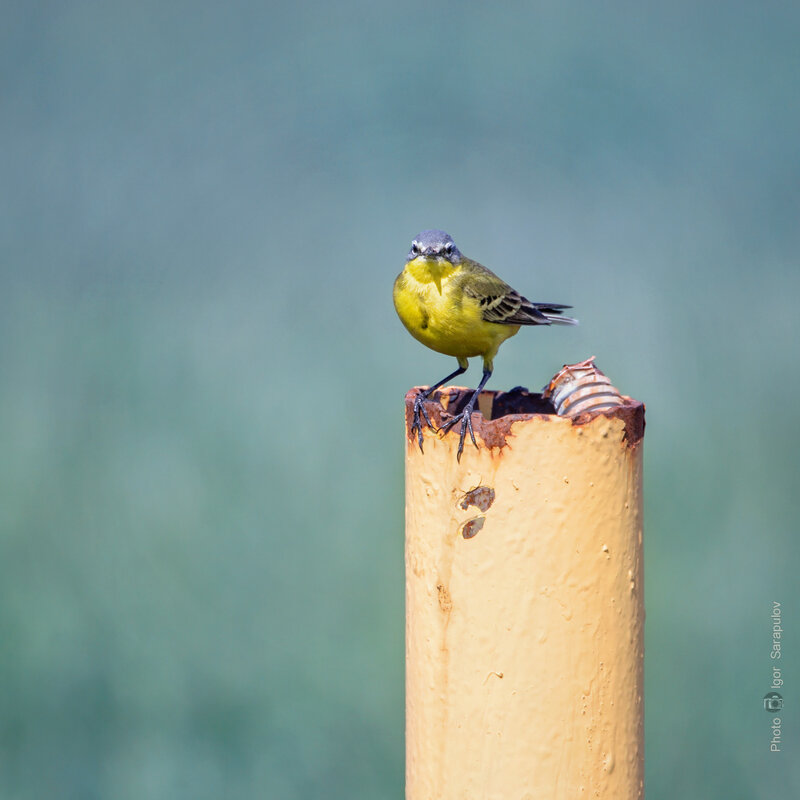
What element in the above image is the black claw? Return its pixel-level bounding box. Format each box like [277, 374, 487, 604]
[409, 365, 470, 456]
[440, 405, 480, 462]
[419, 399, 434, 431]
[433, 368, 491, 462]
[411, 392, 437, 453]
[466, 412, 477, 447]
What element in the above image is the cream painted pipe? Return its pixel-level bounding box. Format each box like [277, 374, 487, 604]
[404, 384, 645, 800]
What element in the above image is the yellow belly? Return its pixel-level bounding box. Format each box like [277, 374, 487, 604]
[393, 262, 518, 360]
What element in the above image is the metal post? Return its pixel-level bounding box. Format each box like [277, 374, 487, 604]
[404, 377, 645, 799]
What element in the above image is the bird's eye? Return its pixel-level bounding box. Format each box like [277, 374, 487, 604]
[411, 242, 419, 254]
[444, 242, 454, 253]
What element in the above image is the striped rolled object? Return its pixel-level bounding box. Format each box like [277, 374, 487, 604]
[543, 356, 624, 419]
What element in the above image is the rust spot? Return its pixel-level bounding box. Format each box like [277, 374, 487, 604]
[461, 516, 485, 539]
[404, 386, 553, 451]
[404, 385, 644, 450]
[541, 358, 645, 446]
[436, 583, 452, 612]
[618, 398, 646, 446]
[569, 397, 645, 446]
[459, 485, 495, 512]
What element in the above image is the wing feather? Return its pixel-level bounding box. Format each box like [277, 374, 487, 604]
[459, 258, 575, 326]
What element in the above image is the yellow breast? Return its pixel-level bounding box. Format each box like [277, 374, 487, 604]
[393, 257, 517, 360]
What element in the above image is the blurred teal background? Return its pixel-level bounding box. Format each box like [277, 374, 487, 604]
[1, 1, 798, 797]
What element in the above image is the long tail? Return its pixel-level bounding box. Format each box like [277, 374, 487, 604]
[535, 303, 578, 326]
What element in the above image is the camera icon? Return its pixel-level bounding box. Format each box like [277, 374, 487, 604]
[763, 692, 783, 713]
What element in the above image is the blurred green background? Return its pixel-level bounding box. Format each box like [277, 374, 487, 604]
[1, 1, 798, 797]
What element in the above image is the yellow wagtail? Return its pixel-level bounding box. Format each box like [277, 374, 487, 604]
[393, 229, 577, 460]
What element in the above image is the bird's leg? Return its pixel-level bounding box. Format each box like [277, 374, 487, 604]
[411, 363, 467, 452]
[439, 368, 492, 462]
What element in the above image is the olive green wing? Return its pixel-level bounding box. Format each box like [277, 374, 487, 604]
[459, 258, 577, 326]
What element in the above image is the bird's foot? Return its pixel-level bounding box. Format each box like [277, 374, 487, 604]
[439, 403, 479, 462]
[411, 391, 437, 452]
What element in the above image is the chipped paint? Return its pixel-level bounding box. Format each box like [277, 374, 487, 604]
[460, 516, 485, 539]
[459, 485, 495, 512]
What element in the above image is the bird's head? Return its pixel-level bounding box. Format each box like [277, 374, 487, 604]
[407, 230, 462, 264]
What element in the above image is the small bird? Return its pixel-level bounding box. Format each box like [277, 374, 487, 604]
[394, 229, 577, 460]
